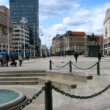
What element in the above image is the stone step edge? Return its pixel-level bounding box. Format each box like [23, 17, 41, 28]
[46, 71, 93, 83]
[38, 77, 77, 89]
[0, 74, 46, 77]
[0, 81, 39, 85]
[47, 71, 92, 77]
[0, 77, 39, 81]
[0, 70, 46, 73]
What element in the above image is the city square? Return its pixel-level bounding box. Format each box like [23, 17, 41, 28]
[0, 0, 110, 110]
[0, 56, 109, 110]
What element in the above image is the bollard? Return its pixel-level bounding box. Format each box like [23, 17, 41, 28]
[69, 60, 72, 72]
[97, 61, 100, 75]
[45, 81, 53, 110]
[49, 60, 52, 70]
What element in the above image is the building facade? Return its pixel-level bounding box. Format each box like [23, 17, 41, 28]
[86, 34, 103, 57]
[12, 23, 30, 53]
[51, 31, 86, 55]
[0, 6, 13, 52]
[10, 0, 40, 56]
[104, 7, 110, 55]
[41, 45, 49, 57]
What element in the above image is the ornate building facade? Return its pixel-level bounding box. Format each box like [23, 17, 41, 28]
[104, 7, 110, 55]
[51, 31, 86, 55]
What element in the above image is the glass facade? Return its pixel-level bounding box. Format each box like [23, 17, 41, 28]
[10, 0, 39, 47]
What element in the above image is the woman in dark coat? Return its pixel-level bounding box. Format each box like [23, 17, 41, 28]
[6, 53, 10, 66]
[74, 52, 79, 62]
[10, 53, 17, 66]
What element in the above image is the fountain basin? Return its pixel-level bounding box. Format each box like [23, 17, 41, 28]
[0, 89, 26, 110]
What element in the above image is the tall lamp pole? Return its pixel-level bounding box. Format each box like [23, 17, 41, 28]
[7, 12, 10, 54]
[33, 26, 36, 57]
[85, 35, 87, 55]
[20, 17, 28, 58]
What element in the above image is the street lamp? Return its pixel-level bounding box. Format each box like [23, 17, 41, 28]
[20, 17, 28, 58]
[7, 12, 10, 54]
[85, 35, 87, 55]
[33, 26, 36, 57]
[18, 41, 19, 55]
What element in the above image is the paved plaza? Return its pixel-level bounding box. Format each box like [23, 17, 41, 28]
[0, 56, 110, 110]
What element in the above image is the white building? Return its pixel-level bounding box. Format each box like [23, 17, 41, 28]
[12, 23, 30, 53]
[104, 7, 110, 55]
[41, 45, 49, 57]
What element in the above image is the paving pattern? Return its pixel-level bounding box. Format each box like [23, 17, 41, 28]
[0, 56, 110, 110]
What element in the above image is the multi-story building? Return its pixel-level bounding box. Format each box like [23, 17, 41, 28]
[41, 45, 49, 57]
[0, 6, 13, 52]
[12, 23, 30, 53]
[51, 31, 86, 55]
[104, 7, 110, 55]
[10, 0, 40, 56]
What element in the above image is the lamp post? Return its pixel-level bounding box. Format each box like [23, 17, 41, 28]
[18, 42, 19, 55]
[103, 41, 104, 56]
[33, 26, 36, 57]
[20, 17, 28, 58]
[7, 12, 10, 54]
[85, 35, 87, 55]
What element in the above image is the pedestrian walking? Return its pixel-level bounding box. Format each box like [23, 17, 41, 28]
[10, 53, 17, 66]
[74, 52, 79, 62]
[0, 53, 4, 66]
[98, 52, 102, 62]
[3, 54, 6, 66]
[18, 54, 23, 66]
[6, 53, 10, 66]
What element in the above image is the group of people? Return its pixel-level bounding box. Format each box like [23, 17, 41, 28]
[0, 53, 23, 67]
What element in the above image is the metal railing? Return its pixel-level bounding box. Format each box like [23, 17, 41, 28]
[16, 87, 45, 110]
[49, 60, 100, 75]
[16, 81, 110, 110]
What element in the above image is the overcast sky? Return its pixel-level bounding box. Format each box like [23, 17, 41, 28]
[0, 0, 110, 48]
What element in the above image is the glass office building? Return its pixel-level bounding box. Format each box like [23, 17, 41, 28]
[10, 0, 40, 48]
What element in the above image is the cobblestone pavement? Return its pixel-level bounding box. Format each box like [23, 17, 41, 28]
[0, 56, 110, 110]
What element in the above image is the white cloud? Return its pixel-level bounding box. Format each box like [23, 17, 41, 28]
[72, 3, 80, 8]
[39, 0, 79, 18]
[76, 9, 90, 16]
[40, 3, 109, 47]
[0, 0, 8, 5]
[104, 3, 110, 10]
